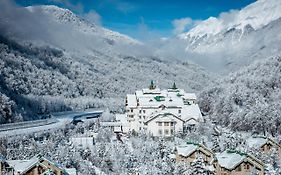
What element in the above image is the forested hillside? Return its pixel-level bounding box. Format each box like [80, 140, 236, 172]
[199, 56, 281, 135]
[0, 34, 211, 124]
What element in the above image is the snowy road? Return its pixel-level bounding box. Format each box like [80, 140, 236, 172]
[0, 109, 103, 138]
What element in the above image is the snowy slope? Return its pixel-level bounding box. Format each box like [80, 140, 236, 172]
[26, 5, 140, 46]
[0, 4, 212, 124]
[199, 56, 281, 134]
[181, 0, 281, 39]
[173, 0, 281, 72]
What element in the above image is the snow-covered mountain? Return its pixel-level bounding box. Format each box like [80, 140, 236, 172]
[26, 5, 140, 46]
[181, 0, 281, 39]
[173, 0, 281, 71]
[0, 3, 212, 124]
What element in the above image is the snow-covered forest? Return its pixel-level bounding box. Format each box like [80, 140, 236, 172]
[199, 56, 281, 135]
[1, 0, 281, 174]
[0, 34, 210, 124]
[1, 118, 280, 175]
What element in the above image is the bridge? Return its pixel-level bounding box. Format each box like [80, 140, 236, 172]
[0, 109, 103, 137]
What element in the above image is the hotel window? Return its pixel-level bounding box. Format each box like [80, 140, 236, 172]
[131, 109, 133, 112]
[164, 129, 169, 135]
[158, 129, 162, 135]
[170, 129, 174, 135]
[158, 122, 162, 126]
[178, 109, 181, 114]
[143, 110, 146, 113]
[164, 122, 169, 126]
[244, 164, 250, 170]
[170, 122, 174, 126]
[139, 116, 141, 119]
[139, 110, 142, 113]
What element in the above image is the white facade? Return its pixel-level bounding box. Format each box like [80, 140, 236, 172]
[120, 82, 203, 136]
[145, 111, 184, 137]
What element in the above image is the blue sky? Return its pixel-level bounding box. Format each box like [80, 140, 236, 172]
[16, 0, 256, 40]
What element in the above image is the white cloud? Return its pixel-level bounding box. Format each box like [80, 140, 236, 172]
[172, 17, 203, 35]
[172, 17, 193, 34]
[83, 10, 102, 25]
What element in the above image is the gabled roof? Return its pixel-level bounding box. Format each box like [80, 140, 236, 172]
[144, 111, 184, 124]
[176, 144, 198, 157]
[216, 150, 263, 170]
[246, 136, 267, 149]
[176, 142, 213, 158]
[246, 136, 281, 149]
[184, 118, 199, 125]
[216, 150, 246, 170]
[6, 154, 64, 175]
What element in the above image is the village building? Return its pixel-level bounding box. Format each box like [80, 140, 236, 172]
[213, 150, 264, 175]
[120, 81, 203, 136]
[0, 154, 76, 175]
[246, 135, 281, 156]
[175, 142, 214, 166]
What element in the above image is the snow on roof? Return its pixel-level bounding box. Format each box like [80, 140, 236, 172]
[126, 94, 137, 108]
[7, 155, 65, 174]
[246, 136, 268, 149]
[181, 104, 202, 121]
[145, 110, 184, 124]
[127, 88, 202, 122]
[183, 93, 197, 100]
[6, 155, 46, 173]
[115, 114, 127, 123]
[216, 150, 247, 170]
[114, 126, 122, 132]
[176, 144, 198, 157]
[65, 168, 77, 175]
[6, 159, 35, 173]
[137, 96, 184, 108]
[142, 88, 161, 94]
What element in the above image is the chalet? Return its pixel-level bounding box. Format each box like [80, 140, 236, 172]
[122, 81, 203, 136]
[0, 154, 76, 175]
[175, 142, 214, 166]
[246, 136, 281, 156]
[213, 150, 264, 175]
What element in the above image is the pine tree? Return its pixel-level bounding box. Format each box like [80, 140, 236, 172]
[211, 134, 221, 153]
[189, 155, 209, 175]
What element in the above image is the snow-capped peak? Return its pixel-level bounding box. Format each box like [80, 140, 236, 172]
[181, 0, 281, 39]
[26, 5, 141, 45]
